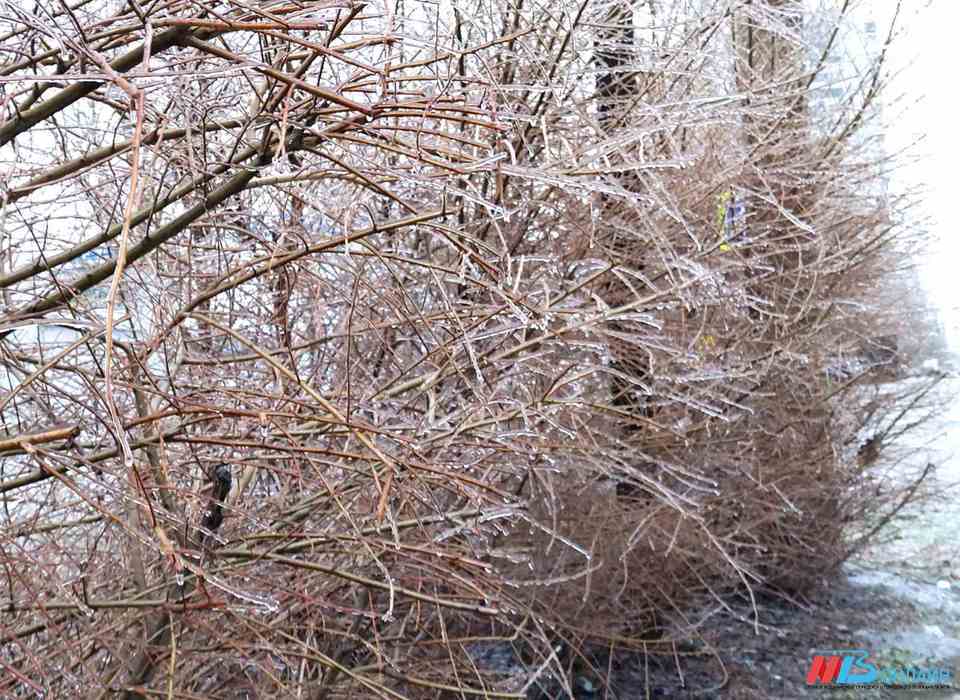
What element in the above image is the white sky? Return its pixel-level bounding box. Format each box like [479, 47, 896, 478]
[883, 0, 960, 350]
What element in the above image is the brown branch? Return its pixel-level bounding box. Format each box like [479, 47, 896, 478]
[0, 26, 188, 148]
[0, 425, 80, 454]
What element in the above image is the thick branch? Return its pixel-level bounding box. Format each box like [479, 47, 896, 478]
[0, 27, 187, 148]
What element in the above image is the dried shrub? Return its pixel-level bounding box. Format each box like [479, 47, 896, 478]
[0, 0, 932, 696]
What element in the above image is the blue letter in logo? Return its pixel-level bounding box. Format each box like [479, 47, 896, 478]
[837, 650, 878, 685]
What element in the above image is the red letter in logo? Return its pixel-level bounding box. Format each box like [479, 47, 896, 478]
[807, 655, 843, 685]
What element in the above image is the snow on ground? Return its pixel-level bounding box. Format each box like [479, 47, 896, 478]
[845, 373, 960, 699]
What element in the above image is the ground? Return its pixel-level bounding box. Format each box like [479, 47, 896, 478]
[639, 564, 960, 700]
